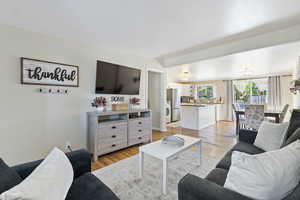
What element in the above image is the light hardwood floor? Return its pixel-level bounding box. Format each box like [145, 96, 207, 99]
[92, 121, 236, 171]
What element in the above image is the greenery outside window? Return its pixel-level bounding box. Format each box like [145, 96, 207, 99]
[197, 85, 214, 99]
[233, 78, 268, 105]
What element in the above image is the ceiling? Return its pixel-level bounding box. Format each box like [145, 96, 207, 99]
[1, 0, 300, 60]
[166, 41, 300, 82]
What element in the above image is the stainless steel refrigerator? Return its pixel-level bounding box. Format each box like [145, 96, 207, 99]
[167, 88, 181, 122]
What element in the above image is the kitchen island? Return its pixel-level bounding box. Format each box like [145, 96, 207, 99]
[181, 104, 216, 130]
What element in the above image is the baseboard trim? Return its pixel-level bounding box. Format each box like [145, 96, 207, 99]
[152, 127, 160, 131]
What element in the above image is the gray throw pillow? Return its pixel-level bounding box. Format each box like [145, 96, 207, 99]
[283, 128, 300, 147]
[224, 140, 300, 200]
[0, 158, 22, 194]
[254, 121, 289, 151]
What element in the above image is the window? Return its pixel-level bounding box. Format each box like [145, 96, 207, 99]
[197, 85, 214, 100]
[233, 78, 268, 105]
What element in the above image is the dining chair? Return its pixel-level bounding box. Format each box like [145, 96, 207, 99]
[233, 103, 246, 129]
[243, 105, 265, 131]
[266, 104, 289, 123]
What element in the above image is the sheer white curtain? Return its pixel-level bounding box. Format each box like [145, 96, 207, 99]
[224, 80, 234, 121]
[268, 76, 282, 111]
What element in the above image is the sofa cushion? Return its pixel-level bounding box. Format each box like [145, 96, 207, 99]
[0, 158, 22, 194]
[216, 142, 264, 169]
[283, 128, 300, 147]
[216, 151, 232, 170]
[283, 184, 300, 200]
[66, 173, 119, 200]
[178, 174, 253, 200]
[205, 168, 228, 186]
[285, 110, 300, 139]
[232, 142, 265, 154]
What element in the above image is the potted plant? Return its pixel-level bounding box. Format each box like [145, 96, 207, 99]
[130, 97, 140, 110]
[290, 80, 300, 94]
[91, 97, 107, 112]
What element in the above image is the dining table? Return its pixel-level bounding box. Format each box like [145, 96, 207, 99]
[235, 109, 282, 134]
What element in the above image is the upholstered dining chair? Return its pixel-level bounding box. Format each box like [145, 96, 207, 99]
[266, 104, 289, 123]
[243, 105, 265, 131]
[279, 104, 290, 123]
[233, 104, 246, 129]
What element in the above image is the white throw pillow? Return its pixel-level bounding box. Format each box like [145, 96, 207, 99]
[254, 121, 289, 151]
[224, 140, 300, 200]
[0, 148, 73, 200]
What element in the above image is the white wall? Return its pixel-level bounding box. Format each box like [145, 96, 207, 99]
[0, 24, 164, 165]
[293, 57, 300, 109]
[148, 72, 161, 130]
[166, 41, 299, 83]
[214, 81, 226, 121]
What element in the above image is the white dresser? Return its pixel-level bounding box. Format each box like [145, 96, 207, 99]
[87, 109, 152, 161]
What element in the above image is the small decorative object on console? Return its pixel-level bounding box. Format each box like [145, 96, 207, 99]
[111, 103, 129, 111]
[290, 80, 300, 94]
[161, 136, 185, 147]
[130, 97, 140, 109]
[130, 97, 140, 105]
[91, 97, 107, 111]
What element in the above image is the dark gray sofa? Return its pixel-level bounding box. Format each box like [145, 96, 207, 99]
[6, 149, 119, 200]
[178, 110, 300, 200]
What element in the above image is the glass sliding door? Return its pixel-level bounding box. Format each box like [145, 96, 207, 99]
[233, 78, 268, 107]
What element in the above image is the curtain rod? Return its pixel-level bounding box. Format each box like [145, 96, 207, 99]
[230, 74, 292, 81]
[177, 74, 292, 84]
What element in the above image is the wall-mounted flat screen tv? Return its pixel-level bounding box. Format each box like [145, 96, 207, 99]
[95, 61, 141, 95]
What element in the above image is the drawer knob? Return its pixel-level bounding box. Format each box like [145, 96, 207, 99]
[138, 122, 142, 124]
[138, 137, 142, 140]
[112, 126, 116, 129]
[138, 130, 142, 132]
[112, 135, 116, 138]
[112, 144, 116, 147]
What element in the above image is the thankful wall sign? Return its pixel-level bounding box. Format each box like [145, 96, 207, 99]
[21, 57, 79, 87]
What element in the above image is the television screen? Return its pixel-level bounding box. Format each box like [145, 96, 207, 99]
[95, 61, 141, 95]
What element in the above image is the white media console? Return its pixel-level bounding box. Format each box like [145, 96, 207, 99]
[87, 109, 152, 161]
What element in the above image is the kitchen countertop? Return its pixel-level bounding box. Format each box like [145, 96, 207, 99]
[181, 102, 223, 106]
[181, 103, 208, 107]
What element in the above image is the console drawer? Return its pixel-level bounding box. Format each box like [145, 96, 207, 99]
[99, 135, 127, 146]
[128, 134, 150, 146]
[98, 140, 127, 155]
[128, 127, 151, 139]
[128, 118, 151, 128]
[98, 128, 127, 140]
[98, 121, 127, 139]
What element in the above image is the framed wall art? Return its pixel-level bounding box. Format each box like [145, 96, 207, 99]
[21, 57, 79, 87]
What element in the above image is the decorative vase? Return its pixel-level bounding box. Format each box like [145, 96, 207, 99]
[130, 104, 140, 110]
[96, 106, 104, 112]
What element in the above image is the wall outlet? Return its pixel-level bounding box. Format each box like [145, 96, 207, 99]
[65, 141, 72, 151]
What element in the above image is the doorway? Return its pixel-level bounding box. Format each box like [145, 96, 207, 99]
[147, 70, 166, 132]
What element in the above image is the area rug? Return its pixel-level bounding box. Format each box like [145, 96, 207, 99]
[93, 144, 224, 200]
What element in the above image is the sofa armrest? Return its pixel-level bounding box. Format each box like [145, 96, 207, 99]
[238, 129, 257, 144]
[178, 174, 253, 200]
[11, 149, 91, 179]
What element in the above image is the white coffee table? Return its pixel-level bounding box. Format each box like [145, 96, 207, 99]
[139, 134, 202, 194]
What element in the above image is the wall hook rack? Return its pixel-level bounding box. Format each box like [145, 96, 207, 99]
[38, 87, 69, 95]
